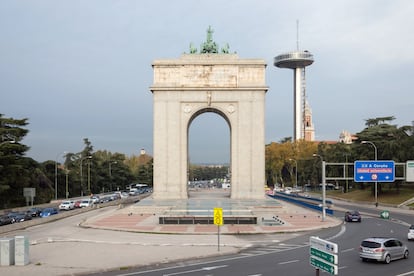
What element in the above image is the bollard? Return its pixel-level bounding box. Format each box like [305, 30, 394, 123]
[0, 237, 15, 266]
[14, 236, 29, 266]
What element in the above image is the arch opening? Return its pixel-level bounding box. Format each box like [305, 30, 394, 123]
[187, 108, 231, 198]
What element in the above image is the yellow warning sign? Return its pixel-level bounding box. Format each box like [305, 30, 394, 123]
[214, 207, 223, 226]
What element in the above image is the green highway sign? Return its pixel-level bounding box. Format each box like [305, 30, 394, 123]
[310, 256, 338, 275]
[310, 247, 338, 264]
[380, 210, 390, 219]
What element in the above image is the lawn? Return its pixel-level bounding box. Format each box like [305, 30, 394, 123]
[325, 184, 414, 206]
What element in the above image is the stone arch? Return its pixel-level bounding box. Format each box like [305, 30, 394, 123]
[150, 54, 267, 200]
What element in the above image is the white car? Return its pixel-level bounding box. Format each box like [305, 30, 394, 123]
[408, 225, 414, 241]
[58, 200, 74, 210]
[79, 199, 93, 208]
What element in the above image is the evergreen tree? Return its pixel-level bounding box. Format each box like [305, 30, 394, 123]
[0, 114, 31, 208]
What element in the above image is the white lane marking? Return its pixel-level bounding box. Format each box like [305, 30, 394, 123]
[278, 259, 299, 265]
[341, 248, 355, 253]
[162, 265, 228, 276]
[395, 271, 414, 276]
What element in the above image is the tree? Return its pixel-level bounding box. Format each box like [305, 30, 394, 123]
[0, 114, 31, 208]
[265, 140, 317, 187]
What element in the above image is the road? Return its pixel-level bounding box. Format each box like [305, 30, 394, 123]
[86, 198, 414, 276]
[2, 194, 413, 276]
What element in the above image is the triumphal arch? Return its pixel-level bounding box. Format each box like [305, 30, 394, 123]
[150, 27, 268, 200]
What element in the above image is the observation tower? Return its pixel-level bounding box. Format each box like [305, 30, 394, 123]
[274, 50, 314, 140]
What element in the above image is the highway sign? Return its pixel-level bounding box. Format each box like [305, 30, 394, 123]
[354, 160, 395, 182]
[309, 236, 338, 275]
[310, 256, 338, 275]
[213, 207, 223, 226]
[309, 236, 338, 254]
[380, 210, 390, 219]
[310, 247, 338, 264]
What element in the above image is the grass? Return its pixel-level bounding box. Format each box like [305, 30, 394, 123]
[324, 184, 414, 206]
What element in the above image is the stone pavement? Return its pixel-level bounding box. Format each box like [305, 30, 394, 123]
[0, 194, 342, 276]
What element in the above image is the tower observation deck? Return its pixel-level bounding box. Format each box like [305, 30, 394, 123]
[274, 50, 314, 141]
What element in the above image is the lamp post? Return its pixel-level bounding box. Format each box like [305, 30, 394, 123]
[65, 169, 69, 199]
[80, 156, 92, 196]
[313, 154, 326, 221]
[109, 161, 117, 192]
[88, 160, 91, 195]
[361, 140, 378, 207]
[343, 153, 350, 193]
[289, 159, 298, 187]
[55, 151, 67, 200]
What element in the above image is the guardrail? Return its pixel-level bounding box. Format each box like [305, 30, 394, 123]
[268, 193, 334, 215]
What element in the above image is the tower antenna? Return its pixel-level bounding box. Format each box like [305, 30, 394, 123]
[296, 20, 299, 50]
[274, 21, 314, 141]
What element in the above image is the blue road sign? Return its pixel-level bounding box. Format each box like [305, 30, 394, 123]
[354, 160, 395, 182]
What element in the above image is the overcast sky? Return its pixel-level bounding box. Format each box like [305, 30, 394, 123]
[1, 1, 413, 164]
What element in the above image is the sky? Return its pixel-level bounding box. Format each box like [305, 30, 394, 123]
[1, 1, 413, 164]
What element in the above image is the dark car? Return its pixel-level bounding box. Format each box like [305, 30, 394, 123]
[26, 207, 43, 217]
[6, 212, 20, 223]
[12, 212, 32, 223]
[345, 210, 361, 222]
[0, 215, 14, 226]
[40, 207, 59, 217]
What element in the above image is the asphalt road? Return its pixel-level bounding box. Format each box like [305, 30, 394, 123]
[2, 193, 413, 276]
[86, 199, 414, 276]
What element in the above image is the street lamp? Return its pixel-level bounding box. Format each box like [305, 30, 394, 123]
[65, 169, 69, 199]
[343, 153, 351, 193]
[289, 159, 298, 187]
[55, 151, 67, 200]
[313, 154, 326, 222]
[80, 156, 92, 196]
[109, 161, 117, 192]
[361, 140, 378, 207]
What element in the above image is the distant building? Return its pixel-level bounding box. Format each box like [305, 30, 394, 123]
[339, 130, 357, 144]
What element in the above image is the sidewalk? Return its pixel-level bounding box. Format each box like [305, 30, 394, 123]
[0, 196, 342, 276]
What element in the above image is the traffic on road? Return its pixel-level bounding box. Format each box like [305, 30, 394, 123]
[0, 188, 149, 228]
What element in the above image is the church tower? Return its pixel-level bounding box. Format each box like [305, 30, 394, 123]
[303, 100, 315, 141]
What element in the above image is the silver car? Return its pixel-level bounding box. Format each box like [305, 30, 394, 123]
[359, 237, 409, 264]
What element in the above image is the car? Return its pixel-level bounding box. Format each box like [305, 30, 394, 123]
[345, 210, 362, 222]
[59, 200, 75, 210]
[73, 200, 82, 208]
[0, 215, 14, 226]
[90, 196, 100, 204]
[40, 207, 59, 217]
[6, 212, 21, 223]
[26, 207, 43, 217]
[79, 199, 93, 208]
[408, 225, 414, 241]
[12, 212, 32, 223]
[359, 237, 409, 264]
